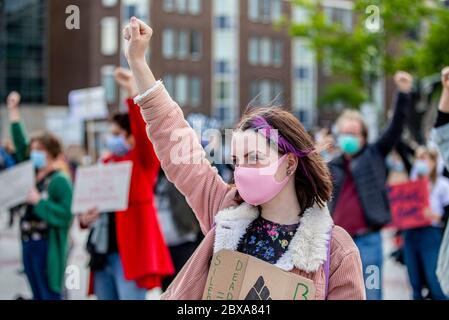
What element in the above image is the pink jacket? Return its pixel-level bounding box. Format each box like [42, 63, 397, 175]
[137, 84, 366, 300]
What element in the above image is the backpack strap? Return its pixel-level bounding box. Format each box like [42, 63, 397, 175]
[324, 227, 333, 299]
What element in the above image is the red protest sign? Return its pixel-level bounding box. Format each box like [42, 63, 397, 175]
[387, 178, 433, 230]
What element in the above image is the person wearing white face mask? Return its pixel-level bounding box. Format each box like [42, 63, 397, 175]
[121, 17, 365, 300]
[7, 91, 73, 300]
[403, 147, 449, 300]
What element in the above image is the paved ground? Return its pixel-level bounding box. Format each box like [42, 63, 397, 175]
[0, 210, 411, 300]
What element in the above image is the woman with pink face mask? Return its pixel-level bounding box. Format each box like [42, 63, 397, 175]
[122, 17, 365, 300]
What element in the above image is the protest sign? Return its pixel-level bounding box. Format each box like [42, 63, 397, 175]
[387, 178, 432, 230]
[69, 87, 108, 120]
[0, 161, 35, 210]
[72, 161, 133, 214]
[203, 249, 316, 300]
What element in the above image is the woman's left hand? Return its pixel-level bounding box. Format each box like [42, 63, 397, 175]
[27, 188, 41, 205]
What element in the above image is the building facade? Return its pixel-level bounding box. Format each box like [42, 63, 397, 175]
[1, 0, 357, 131]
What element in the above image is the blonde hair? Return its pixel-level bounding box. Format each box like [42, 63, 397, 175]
[336, 110, 369, 140]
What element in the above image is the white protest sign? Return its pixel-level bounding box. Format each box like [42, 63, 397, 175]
[0, 161, 35, 210]
[71, 161, 133, 214]
[69, 87, 108, 120]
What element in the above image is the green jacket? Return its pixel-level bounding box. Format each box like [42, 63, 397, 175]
[11, 122, 73, 294]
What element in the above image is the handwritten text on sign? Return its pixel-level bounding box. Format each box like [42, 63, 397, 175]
[72, 161, 133, 214]
[387, 178, 432, 230]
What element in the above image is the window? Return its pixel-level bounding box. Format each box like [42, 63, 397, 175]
[101, 17, 118, 56]
[176, 74, 188, 106]
[188, 0, 201, 15]
[176, 0, 187, 13]
[190, 30, 202, 60]
[296, 67, 309, 80]
[248, 38, 259, 65]
[216, 16, 231, 29]
[260, 38, 271, 66]
[163, 74, 175, 96]
[273, 40, 283, 66]
[216, 61, 230, 74]
[103, 0, 118, 7]
[272, 0, 282, 21]
[102, 65, 116, 104]
[324, 6, 352, 32]
[190, 76, 202, 107]
[260, 0, 271, 22]
[178, 29, 189, 59]
[162, 28, 175, 58]
[164, 0, 175, 12]
[248, 0, 259, 21]
[217, 80, 231, 101]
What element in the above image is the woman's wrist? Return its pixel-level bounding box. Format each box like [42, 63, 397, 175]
[128, 59, 157, 94]
[8, 108, 20, 122]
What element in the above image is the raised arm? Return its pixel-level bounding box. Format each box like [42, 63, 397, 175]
[7, 92, 29, 162]
[123, 17, 231, 233]
[375, 71, 413, 157]
[434, 66, 449, 170]
[114, 67, 160, 171]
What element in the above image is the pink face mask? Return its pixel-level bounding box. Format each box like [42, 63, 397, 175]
[234, 154, 290, 206]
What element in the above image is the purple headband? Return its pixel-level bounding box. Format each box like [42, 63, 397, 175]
[250, 115, 316, 189]
[250, 116, 315, 158]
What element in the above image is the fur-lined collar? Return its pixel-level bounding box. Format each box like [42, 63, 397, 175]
[213, 202, 333, 273]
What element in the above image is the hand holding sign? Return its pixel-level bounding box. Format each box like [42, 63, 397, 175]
[72, 161, 133, 214]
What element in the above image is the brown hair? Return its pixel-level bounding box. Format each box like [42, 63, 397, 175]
[336, 110, 369, 140]
[234, 107, 333, 214]
[30, 131, 63, 160]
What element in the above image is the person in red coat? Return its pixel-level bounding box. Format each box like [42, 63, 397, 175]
[79, 68, 174, 299]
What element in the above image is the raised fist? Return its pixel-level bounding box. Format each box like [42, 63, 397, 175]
[123, 17, 153, 62]
[114, 67, 138, 97]
[7, 91, 21, 109]
[394, 71, 413, 94]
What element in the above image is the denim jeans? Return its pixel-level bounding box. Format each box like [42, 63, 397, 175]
[94, 252, 147, 300]
[353, 231, 383, 300]
[403, 226, 448, 300]
[22, 239, 61, 300]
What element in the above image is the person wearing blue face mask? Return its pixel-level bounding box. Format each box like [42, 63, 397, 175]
[328, 71, 413, 300]
[404, 147, 449, 300]
[7, 91, 73, 300]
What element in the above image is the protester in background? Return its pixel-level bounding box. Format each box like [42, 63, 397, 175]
[7, 91, 73, 300]
[79, 68, 174, 300]
[155, 169, 202, 291]
[434, 67, 449, 296]
[315, 128, 339, 163]
[404, 147, 449, 300]
[123, 18, 365, 300]
[328, 71, 413, 300]
[434, 66, 449, 170]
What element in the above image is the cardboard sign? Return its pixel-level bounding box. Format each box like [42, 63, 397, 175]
[0, 161, 35, 210]
[71, 161, 133, 214]
[203, 250, 316, 300]
[387, 178, 432, 230]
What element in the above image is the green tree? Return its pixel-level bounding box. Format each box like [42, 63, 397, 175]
[287, 0, 440, 109]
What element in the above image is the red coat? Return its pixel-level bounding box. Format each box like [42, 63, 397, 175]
[89, 98, 174, 292]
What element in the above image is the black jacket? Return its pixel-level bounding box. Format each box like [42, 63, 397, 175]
[329, 92, 412, 230]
